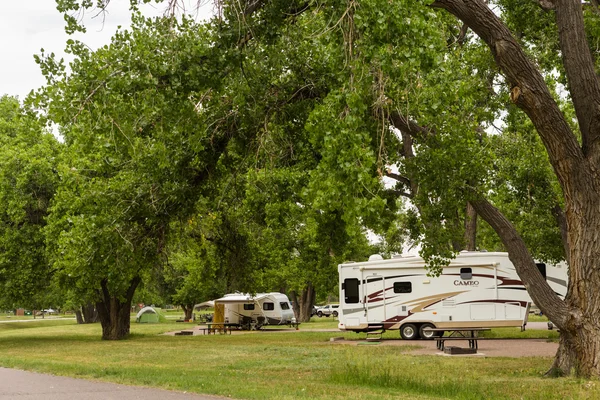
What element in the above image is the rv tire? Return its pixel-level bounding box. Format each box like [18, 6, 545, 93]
[419, 323, 438, 340]
[400, 323, 420, 340]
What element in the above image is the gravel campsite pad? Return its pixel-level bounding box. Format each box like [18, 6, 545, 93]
[332, 337, 558, 357]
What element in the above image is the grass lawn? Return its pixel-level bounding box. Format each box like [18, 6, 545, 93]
[0, 318, 598, 399]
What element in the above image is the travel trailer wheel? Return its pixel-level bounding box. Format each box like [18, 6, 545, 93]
[400, 323, 420, 340]
[419, 323, 439, 340]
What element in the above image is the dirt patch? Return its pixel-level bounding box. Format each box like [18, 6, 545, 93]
[332, 337, 559, 357]
[163, 326, 558, 358]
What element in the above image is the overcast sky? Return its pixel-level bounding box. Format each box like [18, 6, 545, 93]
[1, 2, 213, 101]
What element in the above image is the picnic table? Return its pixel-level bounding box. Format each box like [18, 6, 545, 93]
[200, 322, 240, 335]
[423, 327, 491, 351]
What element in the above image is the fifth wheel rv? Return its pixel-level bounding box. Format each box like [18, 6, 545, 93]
[338, 251, 567, 340]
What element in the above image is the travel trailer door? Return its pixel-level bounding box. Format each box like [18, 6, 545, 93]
[364, 274, 386, 323]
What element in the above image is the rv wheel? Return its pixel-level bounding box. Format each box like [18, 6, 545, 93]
[419, 323, 438, 340]
[400, 323, 420, 340]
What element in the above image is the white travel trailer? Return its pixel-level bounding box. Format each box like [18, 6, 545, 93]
[338, 251, 567, 340]
[214, 292, 296, 330]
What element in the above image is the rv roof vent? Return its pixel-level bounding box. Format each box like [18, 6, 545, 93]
[368, 254, 384, 261]
[392, 254, 403, 259]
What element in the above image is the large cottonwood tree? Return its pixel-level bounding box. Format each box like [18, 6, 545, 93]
[39, 16, 234, 340]
[423, 0, 600, 377]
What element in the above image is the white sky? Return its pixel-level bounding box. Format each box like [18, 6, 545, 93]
[0, 1, 213, 101]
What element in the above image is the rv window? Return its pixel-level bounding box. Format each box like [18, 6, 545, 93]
[393, 282, 412, 293]
[263, 302, 274, 311]
[243, 304, 255, 311]
[344, 278, 360, 303]
[536, 263, 547, 279]
[460, 268, 472, 280]
[280, 302, 290, 310]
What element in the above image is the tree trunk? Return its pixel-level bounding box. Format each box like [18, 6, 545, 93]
[472, 195, 600, 377]
[299, 282, 316, 322]
[464, 201, 477, 251]
[75, 310, 84, 324]
[290, 282, 316, 323]
[81, 303, 98, 323]
[289, 291, 300, 321]
[181, 304, 194, 321]
[96, 276, 141, 340]
[553, 186, 600, 377]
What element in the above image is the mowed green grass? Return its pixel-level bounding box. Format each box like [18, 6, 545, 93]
[0, 319, 598, 400]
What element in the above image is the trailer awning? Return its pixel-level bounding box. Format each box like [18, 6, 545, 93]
[194, 301, 215, 310]
[214, 293, 270, 303]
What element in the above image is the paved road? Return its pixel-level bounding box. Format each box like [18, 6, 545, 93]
[0, 368, 227, 400]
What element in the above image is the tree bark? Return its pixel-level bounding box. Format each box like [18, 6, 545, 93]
[290, 282, 316, 323]
[464, 202, 477, 251]
[299, 282, 316, 322]
[96, 276, 141, 340]
[181, 304, 194, 321]
[81, 303, 98, 323]
[471, 197, 600, 377]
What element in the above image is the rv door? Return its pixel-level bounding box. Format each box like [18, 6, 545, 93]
[364, 275, 385, 323]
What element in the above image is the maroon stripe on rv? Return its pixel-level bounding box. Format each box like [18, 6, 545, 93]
[382, 311, 413, 326]
[363, 274, 423, 284]
[445, 273, 524, 286]
[459, 299, 529, 307]
[367, 286, 395, 302]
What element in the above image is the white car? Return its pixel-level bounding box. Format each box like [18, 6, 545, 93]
[317, 304, 339, 318]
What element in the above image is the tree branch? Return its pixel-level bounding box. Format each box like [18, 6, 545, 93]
[386, 189, 414, 199]
[554, 0, 600, 155]
[470, 198, 570, 329]
[537, 0, 555, 11]
[429, 0, 584, 191]
[389, 110, 434, 141]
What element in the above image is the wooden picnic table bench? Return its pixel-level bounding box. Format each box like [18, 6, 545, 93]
[423, 327, 491, 351]
[201, 322, 240, 335]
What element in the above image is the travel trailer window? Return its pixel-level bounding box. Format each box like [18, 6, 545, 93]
[460, 268, 472, 280]
[244, 304, 255, 311]
[263, 302, 274, 311]
[344, 278, 360, 303]
[280, 302, 290, 310]
[536, 263, 547, 279]
[393, 282, 412, 293]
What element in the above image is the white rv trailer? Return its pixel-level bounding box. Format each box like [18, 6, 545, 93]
[337, 251, 567, 340]
[214, 292, 296, 330]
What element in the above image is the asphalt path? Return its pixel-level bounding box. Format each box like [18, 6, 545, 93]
[0, 368, 228, 400]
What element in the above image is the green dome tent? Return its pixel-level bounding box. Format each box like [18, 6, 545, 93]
[135, 306, 159, 323]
